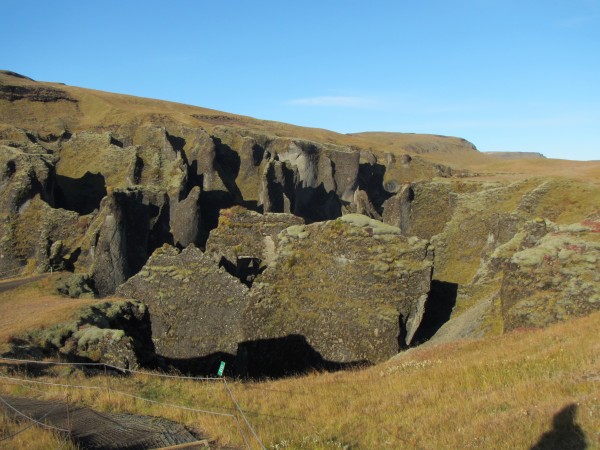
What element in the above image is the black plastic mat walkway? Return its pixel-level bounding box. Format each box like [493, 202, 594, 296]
[0, 394, 214, 449]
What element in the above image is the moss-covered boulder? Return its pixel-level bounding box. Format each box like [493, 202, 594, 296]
[501, 220, 600, 330]
[205, 206, 303, 283]
[117, 245, 249, 371]
[245, 214, 433, 367]
[54, 273, 96, 298]
[6, 301, 150, 369]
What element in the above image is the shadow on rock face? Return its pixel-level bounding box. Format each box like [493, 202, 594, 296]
[235, 334, 370, 380]
[155, 335, 369, 380]
[55, 172, 106, 215]
[410, 280, 458, 345]
[294, 184, 342, 223]
[530, 404, 588, 450]
[213, 137, 243, 203]
[357, 162, 393, 211]
[218, 256, 265, 288]
[198, 189, 235, 247]
[158, 352, 238, 378]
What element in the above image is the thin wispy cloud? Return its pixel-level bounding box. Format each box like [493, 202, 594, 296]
[287, 96, 381, 108]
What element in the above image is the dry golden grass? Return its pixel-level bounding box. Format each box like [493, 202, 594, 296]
[462, 157, 600, 183]
[0, 311, 598, 449]
[0, 411, 76, 450]
[230, 312, 600, 449]
[0, 276, 113, 353]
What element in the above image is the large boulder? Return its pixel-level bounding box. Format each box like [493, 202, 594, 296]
[244, 214, 433, 371]
[501, 219, 600, 331]
[117, 245, 249, 372]
[117, 215, 432, 377]
[205, 206, 303, 283]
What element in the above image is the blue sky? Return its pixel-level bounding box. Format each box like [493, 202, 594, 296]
[1, 1, 599, 160]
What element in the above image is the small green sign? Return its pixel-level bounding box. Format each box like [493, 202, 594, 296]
[217, 361, 226, 377]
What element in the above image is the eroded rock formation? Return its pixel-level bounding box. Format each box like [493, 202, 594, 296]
[7, 301, 151, 369]
[117, 245, 249, 372]
[116, 214, 433, 376]
[245, 214, 433, 368]
[500, 219, 600, 330]
[205, 206, 303, 283]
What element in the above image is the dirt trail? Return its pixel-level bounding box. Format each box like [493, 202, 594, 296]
[0, 275, 48, 294]
[0, 394, 226, 449]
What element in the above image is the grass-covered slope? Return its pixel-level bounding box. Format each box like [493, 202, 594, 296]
[1, 298, 598, 449]
[0, 276, 98, 354]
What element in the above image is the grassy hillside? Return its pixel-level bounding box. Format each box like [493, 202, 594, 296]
[1, 280, 598, 449]
[0, 276, 99, 354]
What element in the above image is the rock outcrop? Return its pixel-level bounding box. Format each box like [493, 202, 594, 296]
[0, 145, 55, 213]
[0, 78, 451, 301]
[7, 301, 151, 369]
[0, 145, 72, 272]
[205, 206, 303, 283]
[382, 184, 414, 233]
[3, 71, 600, 377]
[500, 219, 600, 331]
[245, 214, 433, 369]
[117, 245, 249, 372]
[116, 214, 432, 376]
[89, 188, 171, 296]
[353, 188, 381, 219]
[255, 135, 362, 221]
[0, 82, 76, 103]
[171, 186, 202, 248]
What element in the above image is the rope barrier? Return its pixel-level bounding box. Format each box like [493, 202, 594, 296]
[0, 390, 201, 444]
[0, 357, 105, 368]
[0, 374, 103, 392]
[1, 373, 297, 421]
[0, 357, 221, 381]
[233, 413, 252, 450]
[0, 377, 52, 395]
[0, 416, 38, 442]
[0, 395, 69, 434]
[224, 378, 266, 450]
[0, 380, 218, 438]
[111, 390, 235, 418]
[0, 374, 234, 418]
[0, 357, 268, 445]
[103, 364, 222, 381]
[0, 398, 68, 442]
